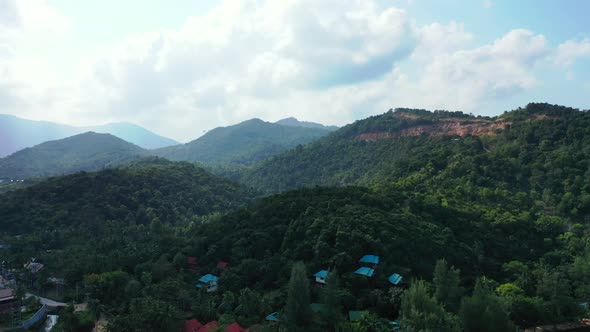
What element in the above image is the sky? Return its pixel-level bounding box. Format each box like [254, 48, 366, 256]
[0, 0, 589, 142]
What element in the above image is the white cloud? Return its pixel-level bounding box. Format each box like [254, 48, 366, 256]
[70, 0, 418, 139]
[0, 0, 582, 142]
[369, 29, 549, 113]
[555, 38, 590, 65]
[0, 0, 69, 33]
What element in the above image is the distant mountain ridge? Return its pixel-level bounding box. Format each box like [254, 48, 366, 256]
[154, 118, 336, 166]
[275, 117, 338, 130]
[0, 132, 147, 179]
[0, 114, 178, 157]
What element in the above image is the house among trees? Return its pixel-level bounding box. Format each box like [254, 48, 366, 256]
[265, 312, 280, 322]
[196, 274, 219, 293]
[0, 288, 18, 314]
[183, 319, 203, 332]
[185, 320, 249, 332]
[225, 322, 247, 332]
[24, 260, 44, 274]
[349, 310, 368, 322]
[354, 267, 375, 277]
[388, 273, 403, 285]
[216, 260, 229, 271]
[187, 256, 198, 271]
[359, 254, 379, 265]
[198, 320, 218, 332]
[313, 270, 329, 284]
[0, 243, 11, 249]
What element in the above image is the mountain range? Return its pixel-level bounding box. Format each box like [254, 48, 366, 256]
[0, 114, 179, 157]
[0, 116, 337, 179]
[153, 118, 337, 166]
[1, 103, 589, 330]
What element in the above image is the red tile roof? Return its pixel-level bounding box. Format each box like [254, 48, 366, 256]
[198, 321, 218, 332]
[217, 261, 229, 270]
[183, 319, 203, 332]
[225, 322, 246, 332]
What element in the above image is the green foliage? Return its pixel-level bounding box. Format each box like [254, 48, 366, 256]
[433, 259, 463, 312]
[399, 280, 459, 332]
[284, 262, 311, 331]
[459, 278, 515, 332]
[0, 132, 147, 179]
[3, 103, 590, 330]
[154, 118, 334, 166]
[320, 271, 344, 331]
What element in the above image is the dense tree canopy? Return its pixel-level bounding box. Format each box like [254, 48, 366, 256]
[2, 103, 590, 331]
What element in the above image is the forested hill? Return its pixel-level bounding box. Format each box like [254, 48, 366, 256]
[0, 132, 148, 179]
[153, 118, 335, 166]
[0, 161, 256, 235]
[241, 103, 590, 199]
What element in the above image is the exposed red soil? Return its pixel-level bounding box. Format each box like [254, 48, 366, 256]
[356, 120, 512, 141]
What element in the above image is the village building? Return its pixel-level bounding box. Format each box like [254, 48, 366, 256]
[359, 254, 380, 265]
[217, 261, 229, 271]
[183, 319, 203, 332]
[0, 288, 18, 314]
[313, 270, 329, 284]
[388, 273, 403, 286]
[196, 274, 219, 293]
[354, 267, 375, 277]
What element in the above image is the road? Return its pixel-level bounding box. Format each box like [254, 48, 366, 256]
[25, 293, 67, 307]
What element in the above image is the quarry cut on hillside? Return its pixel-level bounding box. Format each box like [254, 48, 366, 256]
[356, 112, 514, 141]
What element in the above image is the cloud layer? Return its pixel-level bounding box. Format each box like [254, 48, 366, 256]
[0, 0, 588, 141]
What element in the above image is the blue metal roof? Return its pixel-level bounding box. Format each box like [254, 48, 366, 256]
[353, 267, 375, 277]
[388, 273, 403, 285]
[359, 255, 379, 264]
[266, 312, 280, 321]
[348, 311, 367, 322]
[198, 274, 219, 283]
[314, 270, 329, 278]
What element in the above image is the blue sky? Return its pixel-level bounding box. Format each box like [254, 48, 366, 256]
[0, 0, 588, 141]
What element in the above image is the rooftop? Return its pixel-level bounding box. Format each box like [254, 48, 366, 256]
[198, 274, 219, 284]
[183, 319, 203, 332]
[359, 255, 379, 265]
[198, 321, 219, 332]
[354, 267, 375, 277]
[266, 312, 280, 322]
[225, 322, 247, 332]
[349, 310, 368, 322]
[388, 273, 403, 285]
[0, 288, 15, 302]
[313, 270, 329, 278]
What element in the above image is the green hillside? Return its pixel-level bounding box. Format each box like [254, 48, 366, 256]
[0, 160, 255, 235]
[241, 103, 590, 203]
[0, 132, 147, 179]
[153, 118, 335, 166]
[1, 104, 590, 331]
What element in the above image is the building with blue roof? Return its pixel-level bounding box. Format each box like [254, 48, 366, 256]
[196, 274, 219, 292]
[313, 270, 329, 284]
[388, 273, 403, 285]
[265, 312, 280, 322]
[348, 310, 368, 322]
[359, 255, 379, 265]
[353, 267, 375, 277]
